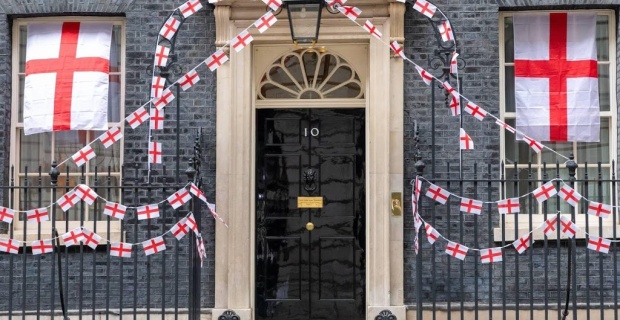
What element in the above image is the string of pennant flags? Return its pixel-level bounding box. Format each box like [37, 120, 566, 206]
[49, 0, 575, 173]
[0, 181, 224, 264]
[411, 175, 619, 264]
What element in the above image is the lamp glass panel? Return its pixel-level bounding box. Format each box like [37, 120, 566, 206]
[288, 3, 320, 41]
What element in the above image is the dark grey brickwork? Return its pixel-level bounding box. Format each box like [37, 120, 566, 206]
[404, 0, 620, 307]
[0, 0, 216, 312]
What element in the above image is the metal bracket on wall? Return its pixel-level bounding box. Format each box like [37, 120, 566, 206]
[375, 309, 397, 320]
[218, 310, 240, 320]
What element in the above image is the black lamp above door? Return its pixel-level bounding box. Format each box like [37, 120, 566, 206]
[284, 0, 324, 44]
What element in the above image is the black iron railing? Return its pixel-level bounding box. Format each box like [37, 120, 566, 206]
[0, 134, 205, 319]
[410, 159, 619, 320]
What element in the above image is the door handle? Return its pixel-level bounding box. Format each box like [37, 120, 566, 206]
[306, 222, 315, 231]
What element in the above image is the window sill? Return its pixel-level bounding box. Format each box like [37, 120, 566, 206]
[1, 221, 123, 246]
[493, 214, 620, 242]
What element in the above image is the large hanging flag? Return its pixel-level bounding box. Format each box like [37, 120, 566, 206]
[23, 22, 113, 135]
[514, 13, 599, 142]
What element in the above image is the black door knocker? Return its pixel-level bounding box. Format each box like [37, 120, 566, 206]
[303, 168, 317, 192]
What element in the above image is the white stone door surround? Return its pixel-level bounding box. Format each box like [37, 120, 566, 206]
[212, 2, 406, 319]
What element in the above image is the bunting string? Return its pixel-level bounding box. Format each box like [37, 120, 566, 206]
[412, 175, 619, 264]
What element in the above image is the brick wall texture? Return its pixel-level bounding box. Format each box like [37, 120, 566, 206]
[0, 0, 217, 312]
[0, 0, 619, 314]
[404, 0, 620, 306]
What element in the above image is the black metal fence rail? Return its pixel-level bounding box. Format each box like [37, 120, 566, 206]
[410, 159, 619, 320]
[0, 159, 204, 319]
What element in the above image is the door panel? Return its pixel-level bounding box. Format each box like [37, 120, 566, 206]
[256, 109, 365, 320]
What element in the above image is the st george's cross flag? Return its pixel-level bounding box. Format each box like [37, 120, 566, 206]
[23, 22, 113, 135]
[514, 13, 599, 142]
[587, 236, 611, 254]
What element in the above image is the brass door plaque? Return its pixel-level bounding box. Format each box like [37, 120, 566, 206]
[297, 197, 323, 208]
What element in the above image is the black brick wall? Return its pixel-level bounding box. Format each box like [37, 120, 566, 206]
[0, 0, 216, 312]
[404, 0, 620, 306]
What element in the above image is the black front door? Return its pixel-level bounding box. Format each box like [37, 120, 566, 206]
[255, 108, 366, 320]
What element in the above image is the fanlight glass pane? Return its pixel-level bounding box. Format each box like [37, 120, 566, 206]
[259, 49, 363, 99]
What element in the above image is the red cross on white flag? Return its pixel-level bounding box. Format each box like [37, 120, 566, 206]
[231, 30, 254, 53]
[99, 126, 123, 148]
[445, 241, 468, 260]
[0, 238, 20, 254]
[57, 191, 78, 212]
[338, 6, 362, 22]
[425, 183, 450, 205]
[137, 204, 160, 220]
[186, 213, 198, 234]
[480, 247, 503, 264]
[103, 202, 127, 220]
[464, 102, 487, 121]
[179, 0, 203, 18]
[495, 119, 516, 133]
[450, 52, 459, 74]
[31, 240, 53, 255]
[27, 208, 49, 223]
[413, 0, 436, 19]
[61, 227, 84, 246]
[126, 106, 150, 129]
[205, 50, 229, 72]
[151, 76, 166, 98]
[160, 17, 181, 41]
[363, 20, 382, 39]
[425, 223, 440, 245]
[415, 66, 433, 85]
[390, 41, 406, 59]
[142, 236, 166, 256]
[171, 218, 190, 240]
[587, 236, 611, 254]
[149, 141, 163, 164]
[254, 12, 277, 33]
[189, 183, 208, 203]
[208, 204, 227, 227]
[587, 201, 612, 219]
[150, 107, 165, 130]
[460, 198, 482, 215]
[0, 206, 15, 224]
[72, 145, 96, 167]
[558, 184, 581, 207]
[167, 188, 192, 209]
[559, 215, 579, 238]
[76, 184, 98, 205]
[178, 70, 200, 91]
[110, 242, 133, 258]
[196, 235, 206, 267]
[442, 81, 459, 99]
[261, 0, 282, 11]
[521, 135, 543, 154]
[23, 22, 112, 135]
[497, 198, 520, 214]
[154, 45, 170, 67]
[514, 13, 599, 142]
[81, 228, 102, 249]
[448, 95, 460, 116]
[153, 88, 175, 110]
[459, 128, 474, 150]
[542, 215, 558, 237]
[414, 236, 419, 255]
[414, 213, 423, 233]
[438, 21, 454, 42]
[533, 181, 557, 203]
[512, 234, 533, 254]
[414, 177, 422, 202]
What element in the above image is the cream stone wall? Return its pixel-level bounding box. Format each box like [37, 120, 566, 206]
[212, 2, 406, 319]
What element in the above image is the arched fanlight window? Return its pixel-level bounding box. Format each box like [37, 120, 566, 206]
[258, 48, 364, 99]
